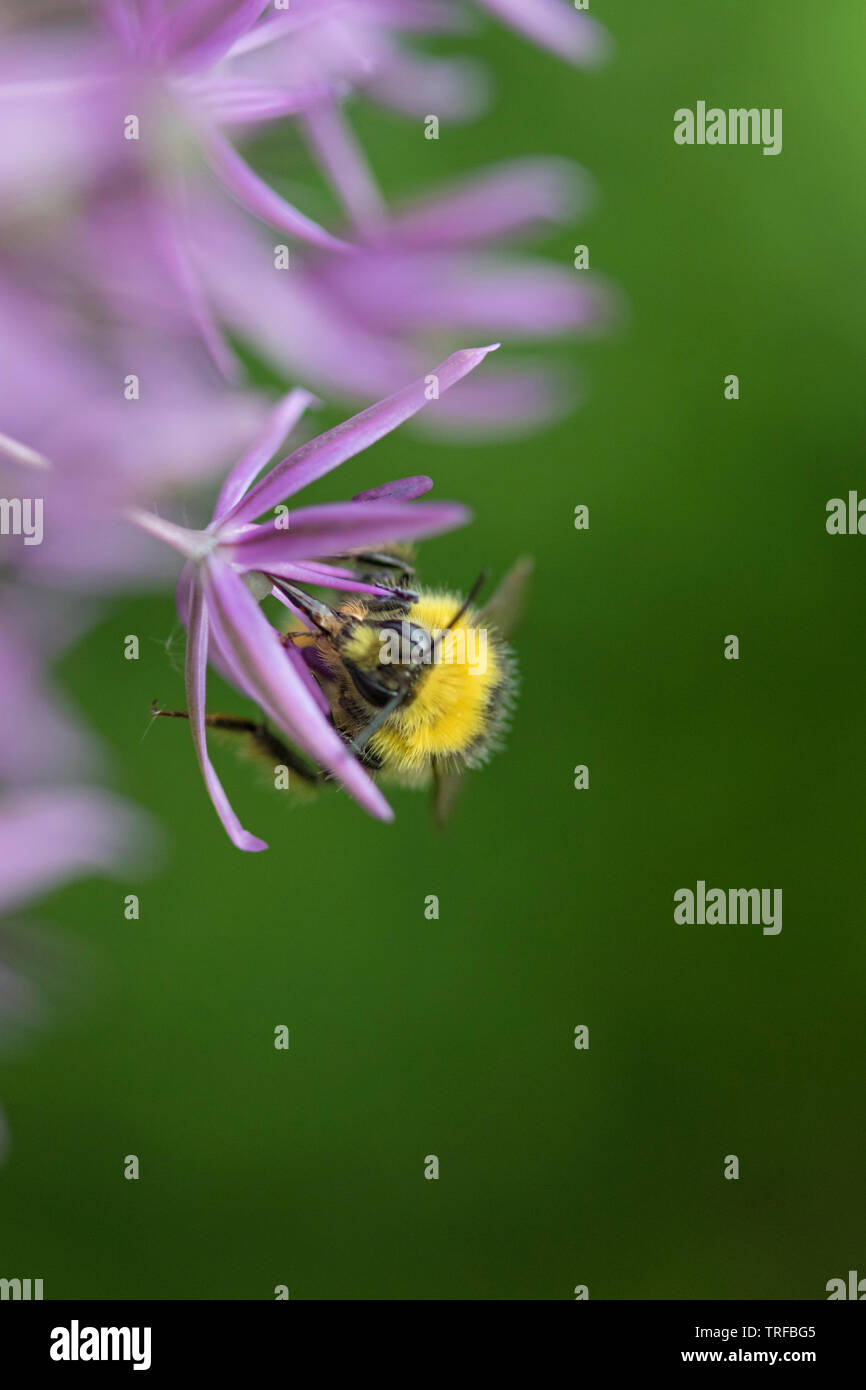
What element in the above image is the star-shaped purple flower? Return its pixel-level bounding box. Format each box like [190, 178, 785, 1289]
[130, 344, 496, 850]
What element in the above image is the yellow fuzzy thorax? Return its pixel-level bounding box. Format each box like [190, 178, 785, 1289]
[367, 591, 500, 772]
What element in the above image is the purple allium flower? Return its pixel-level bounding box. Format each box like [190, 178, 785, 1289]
[153, 152, 608, 437]
[0, 272, 275, 589]
[0, 786, 150, 919]
[0, 585, 104, 785]
[0, 0, 366, 379]
[1, 2, 611, 401]
[129, 345, 496, 850]
[0, 1, 345, 238]
[219, 0, 491, 126]
[300, 153, 609, 435]
[475, 0, 610, 65]
[218, 1, 609, 128]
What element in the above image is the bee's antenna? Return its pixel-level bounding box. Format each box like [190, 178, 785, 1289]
[429, 570, 487, 668]
[445, 570, 487, 631]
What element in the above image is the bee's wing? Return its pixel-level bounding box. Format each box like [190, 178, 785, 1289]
[477, 554, 534, 640]
[431, 555, 534, 828]
[431, 761, 466, 829]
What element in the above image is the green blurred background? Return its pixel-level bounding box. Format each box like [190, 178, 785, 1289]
[3, 0, 865, 1299]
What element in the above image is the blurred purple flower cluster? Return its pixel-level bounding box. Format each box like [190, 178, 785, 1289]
[0, 0, 613, 1144]
[0, 1, 611, 930]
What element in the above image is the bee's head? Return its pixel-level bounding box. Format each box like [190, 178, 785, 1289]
[273, 573, 491, 748]
[338, 617, 433, 707]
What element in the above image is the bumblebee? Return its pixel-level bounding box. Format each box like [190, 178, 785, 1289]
[156, 551, 531, 824]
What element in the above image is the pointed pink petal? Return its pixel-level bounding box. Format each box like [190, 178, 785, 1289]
[410, 361, 573, 437]
[266, 589, 331, 719]
[353, 475, 433, 501]
[126, 508, 211, 560]
[179, 561, 248, 692]
[0, 430, 51, 470]
[326, 254, 605, 337]
[0, 591, 102, 784]
[382, 158, 589, 249]
[276, 627, 330, 717]
[0, 787, 154, 916]
[213, 389, 318, 521]
[201, 561, 393, 821]
[266, 560, 409, 597]
[185, 576, 268, 852]
[226, 1, 464, 58]
[193, 81, 334, 125]
[153, 0, 270, 72]
[476, 0, 610, 66]
[225, 499, 469, 566]
[221, 344, 498, 526]
[226, 11, 307, 57]
[96, 1, 143, 49]
[205, 130, 351, 253]
[302, 101, 387, 236]
[365, 48, 489, 122]
[148, 186, 240, 381]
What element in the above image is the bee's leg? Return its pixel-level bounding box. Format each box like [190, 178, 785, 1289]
[330, 549, 417, 594]
[151, 703, 322, 784]
[347, 690, 404, 756]
[349, 550, 416, 577]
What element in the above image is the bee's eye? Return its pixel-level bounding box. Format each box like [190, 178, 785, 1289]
[377, 620, 431, 667]
[406, 626, 432, 664]
[349, 663, 400, 708]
